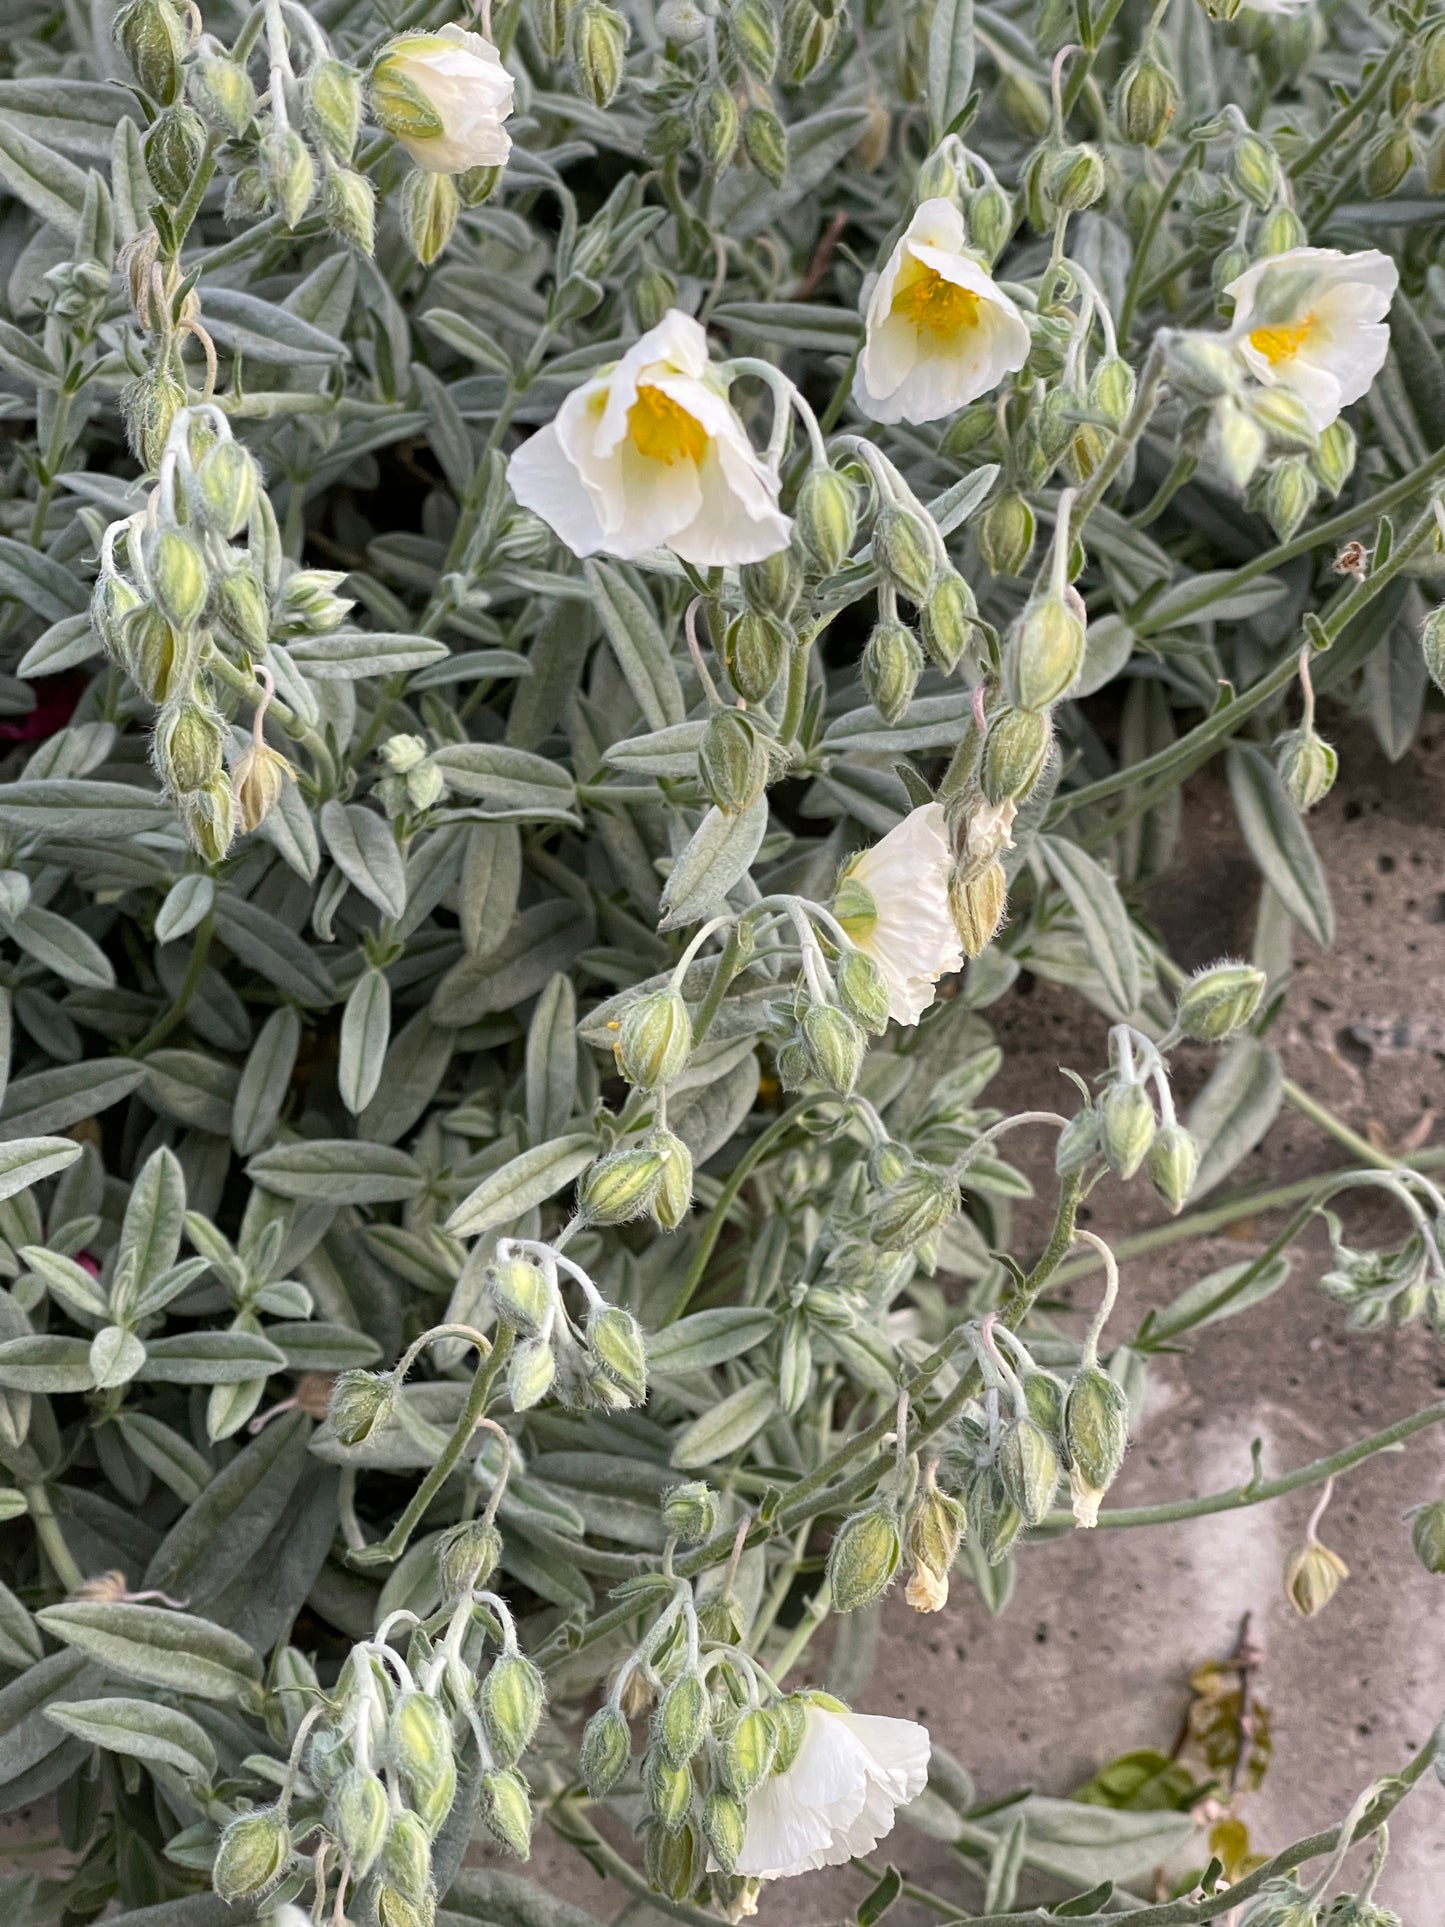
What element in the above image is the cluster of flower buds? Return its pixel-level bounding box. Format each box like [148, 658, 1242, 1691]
[91, 406, 312, 858]
[486, 1238, 649, 1412]
[377, 734, 452, 819]
[1059, 1024, 1197, 1213]
[639, 0, 793, 188]
[759, 894, 897, 1099]
[214, 1558, 543, 1921]
[1316, 1197, 1445, 1335]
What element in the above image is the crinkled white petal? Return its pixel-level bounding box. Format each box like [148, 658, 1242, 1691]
[848, 804, 963, 1025]
[831, 1709, 933, 1803]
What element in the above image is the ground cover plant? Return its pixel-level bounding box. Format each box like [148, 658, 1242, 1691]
[0, 0, 1444, 1918]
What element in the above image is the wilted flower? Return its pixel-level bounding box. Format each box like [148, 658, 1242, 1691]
[507, 310, 791, 566]
[853, 199, 1030, 426]
[1225, 247, 1398, 431]
[370, 25, 514, 174]
[834, 804, 963, 1026]
[728, 1696, 930, 1878]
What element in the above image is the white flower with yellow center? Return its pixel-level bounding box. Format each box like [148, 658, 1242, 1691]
[733, 1697, 931, 1879]
[835, 803, 964, 1026]
[370, 25, 514, 175]
[853, 199, 1031, 427]
[506, 310, 792, 567]
[1225, 246, 1398, 431]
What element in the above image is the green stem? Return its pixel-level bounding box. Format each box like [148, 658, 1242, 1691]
[1279, 1075, 1400, 1172]
[351, 1328, 514, 1567]
[1289, 41, 1405, 180]
[766, 1577, 830, 1680]
[1073, 339, 1167, 531]
[24, 1485, 84, 1593]
[1118, 142, 1202, 340]
[778, 633, 813, 746]
[208, 651, 338, 792]
[689, 924, 747, 1048]
[128, 915, 213, 1057]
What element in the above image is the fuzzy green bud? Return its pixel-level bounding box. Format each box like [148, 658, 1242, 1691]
[1228, 130, 1281, 209]
[1312, 419, 1356, 498]
[978, 489, 1035, 576]
[1146, 1121, 1199, 1214]
[157, 699, 226, 795]
[150, 529, 209, 631]
[212, 1807, 290, 1901]
[920, 571, 977, 672]
[1248, 385, 1318, 453]
[328, 1369, 397, 1445]
[741, 105, 787, 185]
[380, 1811, 432, 1906]
[402, 168, 458, 266]
[1424, 607, 1445, 695]
[873, 503, 939, 602]
[1115, 48, 1177, 147]
[700, 709, 770, 816]
[800, 1001, 865, 1095]
[969, 1465, 1022, 1565]
[828, 1503, 901, 1611]
[656, 1672, 709, 1766]
[662, 1480, 718, 1542]
[740, 546, 801, 618]
[1066, 1363, 1130, 1496]
[305, 59, 363, 164]
[796, 465, 858, 575]
[700, 1788, 747, 1874]
[1284, 1540, 1348, 1617]
[533, 0, 575, 59]
[873, 1165, 959, 1249]
[862, 615, 924, 725]
[950, 859, 1007, 959]
[94, 570, 144, 660]
[1088, 355, 1135, 431]
[1213, 397, 1266, 490]
[264, 126, 316, 229]
[633, 265, 678, 332]
[389, 1690, 457, 1835]
[782, 0, 836, 82]
[722, 1706, 775, 1794]
[581, 1705, 631, 1794]
[190, 55, 256, 136]
[836, 947, 890, 1036]
[695, 81, 740, 173]
[1045, 142, 1106, 213]
[726, 608, 788, 701]
[115, 0, 189, 104]
[1175, 961, 1266, 1041]
[1362, 124, 1414, 198]
[730, 0, 779, 77]
[279, 568, 350, 634]
[644, 1751, 694, 1831]
[481, 1767, 533, 1858]
[968, 182, 1013, 263]
[1275, 728, 1337, 811]
[981, 704, 1051, 806]
[330, 1766, 389, 1877]
[124, 365, 187, 471]
[194, 440, 259, 538]
[904, 1479, 967, 1611]
[649, 1126, 694, 1231]
[178, 778, 238, 865]
[573, 2, 628, 106]
[481, 1654, 545, 1766]
[436, 1518, 502, 1599]
[1256, 206, 1307, 256]
[644, 1818, 700, 1899]
[324, 163, 377, 252]
[617, 986, 693, 1088]
[999, 1415, 1059, 1527]
[1006, 594, 1085, 710]
[579, 1146, 664, 1223]
[1100, 1079, 1156, 1180]
[586, 1302, 648, 1403]
[1237, 1881, 1318, 1927]
[215, 565, 271, 653]
[508, 1338, 556, 1411]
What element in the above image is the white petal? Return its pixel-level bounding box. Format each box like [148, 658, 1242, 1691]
[734, 1774, 840, 1879]
[506, 424, 607, 557]
[834, 1710, 933, 1802]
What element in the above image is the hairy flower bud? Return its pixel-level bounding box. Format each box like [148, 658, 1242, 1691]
[700, 709, 770, 815]
[1362, 124, 1414, 198]
[264, 127, 316, 228]
[586, 1303, 648, 1403]
[741, 546, 802, 619]
[782, 0, 837, 81]
[741, 105, 787, 185]
[968, 181, 1014, 263]
[1045, 142, 1106, 213]
[573, 2, 628, 106]
[904, 1479, 966, 1612]
[1312, 419, 1356, 497]
[949, 860, 1007, 959]
[874, 1164, 959, 1249]
[663, 1480, 718, 1542]
[645, 1816, 700, 1897]
[1255, 206, 1307, 256]
[999, 1414, 1059, 1527]
[1146, 1121, 1198, 1214]
[177, 777, 238, 864]
[232, 741, 293, 835]
[644, 1750, 694, 1830]
[481, 1768, 533, 1858]
[402, 168, 459, 266]
[617, 986, 693, 1087]
[873, 503, 939, 602]
[702, 1788, 747, 1873]
[1100, 1079, 1156, 1180]
[305, 58, 364, 164]
[1284, 1539, 1348, 1616]
[1006, 593, 1085, 711]
[1115, 47, 1177, 146]
[836, 946, 890, 1036]
[1264, 456, 1318, 542]
[124, 365, 187, 471]
[828, 1503, 901, 1611]
[490, 1255, 552, 1334]
[580, 1146, 664, 1223]
[862, 615, 924, 725]
[156, 699, 226, 796]
[191, 54, 256, 135]
[436, 1517, 502, 1598]
[581, 1704, 631, 1794]
[381, 1811, 433, 1906]
[116, 0, 190, 103]
[978, 489, 1035, 576]
[727, 609, 789, 701]
[920, 571, 976, 672]
[328, 1369, 396, 1444]
[325, 164, 378, 252]
[1175, 961, 1266, 1041]
[213, 1807, 290, 1901]
[1275, 728, 1337, 811]
[1065, 1363, 1129, 1506]
[694, 81, 740, 173]
[330, 1766, 389, 1877]
[215, 564, 271, 653]
[800, 1001, 865, 1094]
[649, 1126, 694, 1230]
[656, 1671, 709, 1766]
[981, 704, 1051, 806]
[730, 0, 779, 76]
[1410, 1500, 1445, 1574]
[193, 440, 259, 538]
[1228, 130, 1281, 210]
[722, 1705, 775, 1794]
[481, 1653, 545, 1765]
[1237, 1880, 1319, 1927]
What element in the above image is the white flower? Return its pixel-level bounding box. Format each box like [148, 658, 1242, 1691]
[507, 310, 791, 567]
[853, 199, 1030, 426]
[370, 25, 514, 175]
[837, 803, 963, 1027]
[1225, 246, 1398, 431]
[732, 1698, 931, 1879]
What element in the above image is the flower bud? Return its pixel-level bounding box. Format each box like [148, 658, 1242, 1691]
[1312, 419, 1356, 498]
[213, 1807, 290, 1901]
[730, 0, 779, 77]
[123, 364, 187, 470]
[695, 81, 740, 173]
[740, 547, 801, 618]
[436, 1517, 502, 1598]
[920, 571, 976, 672]
[1275, 728, 1337, 812]
[828, 1503, 901, 1611]
[1213, 243, 1251, 305]
[305, 59, 364, 164]
[633, 265, 678, 331]
[662, 1480, 718, 1542]
[328, 1369, 397, 1444]
[156, 699, 226, 796]
[149, 530, 209, 632]
[1045, 142, 1106, 213]
[1284, 1539, 1348, 1616]
[190, 54, 256, 135]
[968, 182, 1013, 263]
[216, 565, 272, 653]
[177, 777, 238, 864]
[1362, 124, 1414, 198]
[968, 1465, 1022, 1564]
[264, 127, 316, 228]
[1228, 129, 1281, 209]
[580, 1704, 631, 1794]
[1171, 333, 1242, 398]
[644, 1817, 700, 1898]
[1100, 1079, 1156, 1180]
[794, 465, 858, 578]
[873, 503, 938, 602]
[862, 615, 923, 725]
[981, 704, 1051, 806]
[94, 569, 144, 661]
[1237, 1881, 1319, 1927]
[978, 489, 1035, 576]
[741, 105, 787, 186]
[702, 1789, 747, 1874]
[1212, 397, 1267, 490]
[380, 1811, 432, 1906]
[1065, 1363, 1129, 1510]
[481, 1653, 545, 1765]
[1055, 1104, 1100, 1174]
[1255, 205, 1307, 256]
[904, 1480, 966, 1612]
[650, 1126, 694, 1230]
[232, 740, 292, 835]
[1175, 961, 1266, 1041]
[579, 1146, 664, 1223]
[1248, 386, 1318, 454]
[402, 168, 459, 266]
[533, 0, 575, 59]
[1115, 48, 1177, 147]
[1424, 607, 1445, 695]
[481, 1767, 532, 1858]
[726, 609, 788, 701]
[1146, 1121, 1198, 1214]
[573, 2, 628, 106]
[949, 860, 1007, 959]
[722, 1706, 775, 1794]
[836, 947, 890, 1036]
[699, 709, 770, 816]
[586, 1303, 648, 1403]
[644, 1750, 694, 1831]
[1410, 1500, 1445, 1574]
[656, 1671, 709, 1766]
[1088, 355, 1135, 431]
[330, 1766, 389, 1877]
[194, 440, 259, 538]
[782, 0, 836, 81]
[1006, 594, 1085, 711]
[999, 1414, 1059, 1527]
[800, 1001, 865, 1094]
[325, 164, 378, 252]
[115, 0, 189, 103]
[873, 1165, 958, 1249]
[508, 1338, 556, 1410]
[617, 986, 693, 1088]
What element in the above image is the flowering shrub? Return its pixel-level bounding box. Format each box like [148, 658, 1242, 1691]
[1, 0, 1445, 1919]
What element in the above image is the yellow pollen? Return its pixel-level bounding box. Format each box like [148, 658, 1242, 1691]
[627, 383, 707, 466]
[1248, 317, 1315, 366]
[891, 264, 982, 339]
